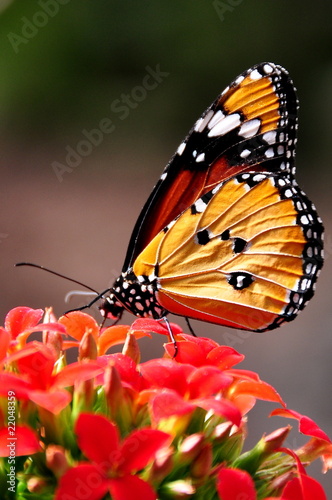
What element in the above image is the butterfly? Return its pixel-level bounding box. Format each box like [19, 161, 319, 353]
[100, 62, 324, 333]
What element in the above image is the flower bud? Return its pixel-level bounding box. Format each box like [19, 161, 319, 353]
[43, 307, 63, 357]
[104, 363, 123, 414]
[122, 332, 141, 364]
[159, 479, 195, 499]
[191, 443, 213, 479]
[212, 422, 245, 463]
[177, 433, 205, 465]
[149, 447, 174, 483]
[45, 444, 69, 478]
[27, 477, 49, 493]
[266, 470, 297, 496]
[79, 331, 97, 360]
[233, 426, 290, 474]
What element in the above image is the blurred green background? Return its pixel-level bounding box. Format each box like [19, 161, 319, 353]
[1, 0, 331, 494]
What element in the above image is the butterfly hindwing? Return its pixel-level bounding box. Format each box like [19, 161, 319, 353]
[123, 62, 298, 270]
[132, 173, 323, 331]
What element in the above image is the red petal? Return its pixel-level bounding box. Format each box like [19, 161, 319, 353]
[75, 413, 120, 467]
[180, 334, 219, 352]
[151, 390, 195, 422]
[227, 369, 260, 381]
[54, 361, 104, 388]
[207, 346, 245, 370]
[131, 318, 168, 335]
[140, 359, 194, 396]
[188, 366, 233, 398]
[59, 312, 99, 342]
[0, 372, 31, 399]
[28, 389, 71, 414]
[15, 343, 56, 389]
[119, 428, 170, 473]
[109, 475, 157, 500]
[195, 398, 242, 427]
[217, 468, 257, 500]
[97, 353, 142, 391]
[0, 425, 41, 456]
[164, 335, 219, 366]
[231, 380, 284, 405]
[164, 339, 205, 364]
[131, 319, 183, 337]
[5, 307, 44, 339]
[55, 464, 109, 500]
[271, 409, 331, 443]
[98, 325, 131, 355]
[281, 475, 327, 500]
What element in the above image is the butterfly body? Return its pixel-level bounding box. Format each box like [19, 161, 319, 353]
[101, 62, 324, 332]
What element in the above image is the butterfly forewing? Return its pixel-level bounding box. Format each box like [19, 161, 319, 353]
[123, 62, 298, 270]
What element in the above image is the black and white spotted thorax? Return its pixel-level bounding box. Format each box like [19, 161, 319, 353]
[101, 270, 167, 320]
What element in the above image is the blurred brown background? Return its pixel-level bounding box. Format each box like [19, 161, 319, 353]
[0, 0, 331, 494]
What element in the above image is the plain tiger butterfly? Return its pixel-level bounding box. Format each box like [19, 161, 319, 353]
[101, 62, 324, 333]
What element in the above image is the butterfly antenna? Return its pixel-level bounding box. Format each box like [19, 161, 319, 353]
[15, 262, 100, 295]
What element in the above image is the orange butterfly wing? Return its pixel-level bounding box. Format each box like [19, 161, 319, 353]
[132, 173, 323, 331]
[122, 62, 297, 270]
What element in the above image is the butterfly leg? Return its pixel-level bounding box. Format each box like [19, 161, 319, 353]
[185, 318, 197, 337]
[162, 316, 178, 358]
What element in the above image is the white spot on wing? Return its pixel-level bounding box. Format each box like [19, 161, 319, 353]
[177, 142, 186, 156]
[301, 215, 310, 225]
[265, 148, 275, 158]
[208, 113, 241, 138]
[240, 149, 251, 159]
[252, 174, 267, 183]
[194, 109, 214, 132]
[250, 69, 263, 80]
[207, 109, 225, 129]
[238, 118, 261, 138]
[196, 152, 205, 163]
[193, 198, 207, 213]
[263, 63, 274, 74]
[235, 75, 245, 84]
[263, 131, 277, 145]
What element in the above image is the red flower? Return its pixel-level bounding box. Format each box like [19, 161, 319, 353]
[55, 413, 171, 500]
[0, 307, 65, 355]
[140, 358, 242, 427]
[0, 343, 104, 414]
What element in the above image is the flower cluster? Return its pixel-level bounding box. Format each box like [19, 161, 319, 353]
[0, 306, 331, 499]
